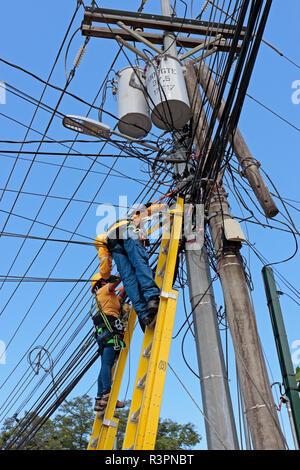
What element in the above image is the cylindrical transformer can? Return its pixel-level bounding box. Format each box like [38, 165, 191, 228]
[117, 66, 152, 138]
[145, 56, 192, 130]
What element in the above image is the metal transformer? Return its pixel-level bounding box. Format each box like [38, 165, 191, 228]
[145, 56, 192, 130]
[117, 66, 152, 138]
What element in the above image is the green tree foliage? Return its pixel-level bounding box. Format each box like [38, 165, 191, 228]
[114, 402, 201, 450]
[0, 395, 201, 450]
[155, 419, 200, 450]
[52, 395, 94, 450]
[0, 412, 60, 450]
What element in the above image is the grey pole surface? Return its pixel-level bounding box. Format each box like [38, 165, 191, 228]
[185, 244, 239, 449]
[208, 188, 286, 449]
[160, 0, 239, 450]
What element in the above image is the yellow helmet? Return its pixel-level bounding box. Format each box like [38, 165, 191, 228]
[94, 234, 106, 251]
[91, 272, 102, 293]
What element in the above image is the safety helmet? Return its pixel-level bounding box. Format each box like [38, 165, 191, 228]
[91, 272, 102, 293]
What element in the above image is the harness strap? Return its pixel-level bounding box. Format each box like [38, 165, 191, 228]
[96, 327, 125, 350]
[95, 296, 114, 333]
[93, 295, 125, 351]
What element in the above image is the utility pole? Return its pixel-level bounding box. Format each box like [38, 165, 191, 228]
[183, 57, 239, 449]
[161, 0, 239, 450]
[185, 57, 286, 448]
[194, 60, 278, 219]
[185, 244, 239, 449]
[262, 266, 300, 448]
[207, 186, 285, 449]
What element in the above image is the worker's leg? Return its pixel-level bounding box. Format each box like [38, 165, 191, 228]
[96, 342, 117, 398]
[123, 227, 160, 303]
[109, 244, 149, 322]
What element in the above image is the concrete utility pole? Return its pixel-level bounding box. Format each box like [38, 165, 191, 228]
[207, 186, 286, 449]
[185, 244, 239, 449]
[194, 60, 279, 219]
[184, 58, 239, 449]
[161, 0, 239, 450]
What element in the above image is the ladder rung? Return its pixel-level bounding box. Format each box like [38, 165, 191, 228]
[90, 438, 98, 449]
[157, 261, 166, 278]
[130, 407, 141, 423]
[103, 419, 118, 428]
[143, 342, 152, 358]
[137, 373, 147, 390]
[162, 240, 170, 254]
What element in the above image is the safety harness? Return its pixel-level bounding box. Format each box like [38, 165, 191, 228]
[91, 293, 126, 355]
[106, 219, 140, 254]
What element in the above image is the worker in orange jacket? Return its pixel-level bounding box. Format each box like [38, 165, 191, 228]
[94, 203, 167, 329]
[91, 273, 126, 413]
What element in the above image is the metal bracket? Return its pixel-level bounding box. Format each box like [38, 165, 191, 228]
[245, 404, 267, 413]
[143, 341, 152, 358]
[179, 34, 222, 61]
[206, 211, 231, 221]
[137, 373, 147, 390]
[103, 419, 118, 428]
[130, 407, 141, 424]
[90, 437, 98, 448]
[129, 70, 145, 91]
[160, 291, 177, 300]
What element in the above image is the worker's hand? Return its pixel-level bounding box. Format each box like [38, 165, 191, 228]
[108, 275, 121, 292]
[107, 274, 120, 283]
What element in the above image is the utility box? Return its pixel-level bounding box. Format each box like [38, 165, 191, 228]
[223, 218, 247, 242]
[117, 66, 152, 138]
[145, 56, 192, 130]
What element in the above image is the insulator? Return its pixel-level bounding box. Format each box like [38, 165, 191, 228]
[73, 45, 86, 68]
[201, 0, 210, 13]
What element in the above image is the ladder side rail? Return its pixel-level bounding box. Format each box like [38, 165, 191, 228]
[134, 198, 184, 449]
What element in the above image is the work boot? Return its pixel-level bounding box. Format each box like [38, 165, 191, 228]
[94, 397, 106, 412]
[99, 393, 125, 409]
[143, 313, 157, 330]
[116, 400, 125, 409]
[147, 296, 160, 315]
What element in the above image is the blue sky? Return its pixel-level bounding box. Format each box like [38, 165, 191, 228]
[0, 0, 299, 450]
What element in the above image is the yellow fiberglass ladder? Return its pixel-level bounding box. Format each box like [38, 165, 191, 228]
[87, 196, 184, 451]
